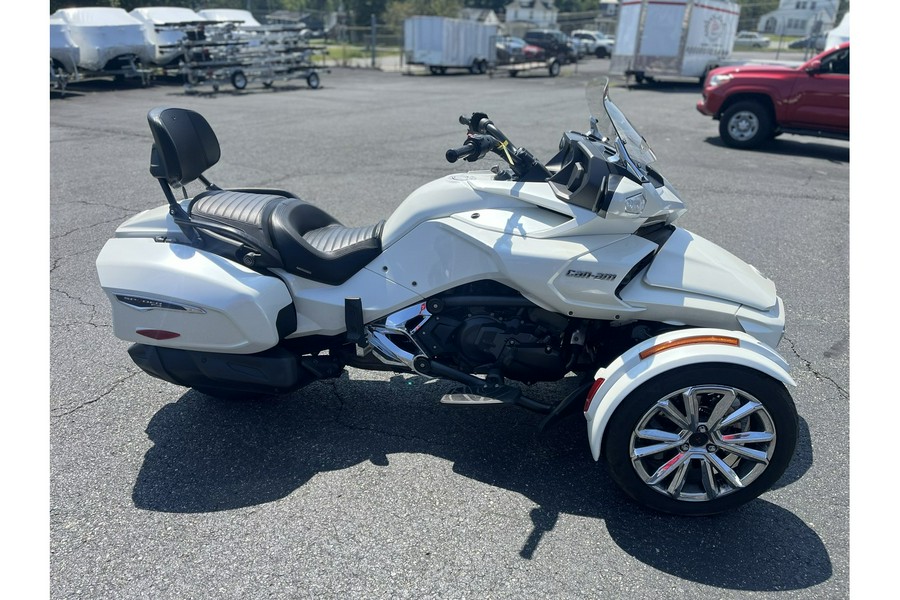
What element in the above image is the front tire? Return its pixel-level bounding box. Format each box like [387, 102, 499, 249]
[603, 364, 798, 516]
[719, 101, 773, 149]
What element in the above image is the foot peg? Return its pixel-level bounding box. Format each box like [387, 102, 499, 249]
[441, 384, 522, 406]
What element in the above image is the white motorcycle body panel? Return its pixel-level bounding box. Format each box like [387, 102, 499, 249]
[583, 328, 796, 461]
[98, 171, 783, 348]
[643, 228, 776, 311]
[96, 237, 293, 353]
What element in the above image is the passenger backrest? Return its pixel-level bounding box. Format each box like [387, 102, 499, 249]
[147, 107, 221, 187]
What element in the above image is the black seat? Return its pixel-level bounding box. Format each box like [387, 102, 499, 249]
[146, 107, 383, 285]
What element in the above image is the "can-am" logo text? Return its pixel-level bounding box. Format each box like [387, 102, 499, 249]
[566, 269, 617, 281]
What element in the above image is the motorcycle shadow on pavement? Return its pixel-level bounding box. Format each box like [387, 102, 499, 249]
[131, 373, 827, 591]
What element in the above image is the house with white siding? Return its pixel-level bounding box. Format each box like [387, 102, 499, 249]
[757, 0, 839, 37]
[504, 0, 559, 29]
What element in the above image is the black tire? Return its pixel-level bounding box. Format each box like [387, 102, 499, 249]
[719, 100, 773, 149]
[548, 60, 560, 77]
[596, 48, 608, 59]
[231, 69, 247, 90]
[509, 70, 518, 77]
[603, 364, 798, 516]
[306, 72, 320, 89]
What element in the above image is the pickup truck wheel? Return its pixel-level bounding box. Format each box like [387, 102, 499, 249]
[720, 101, 773, 149]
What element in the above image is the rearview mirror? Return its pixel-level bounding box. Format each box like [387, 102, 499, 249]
[805, 59, 822, 74]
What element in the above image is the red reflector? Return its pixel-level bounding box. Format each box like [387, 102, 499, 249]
[584, 378, 605, 413]
[136, 329, 181, 340]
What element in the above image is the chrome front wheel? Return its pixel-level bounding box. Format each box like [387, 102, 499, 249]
[604, 365, 797, 515]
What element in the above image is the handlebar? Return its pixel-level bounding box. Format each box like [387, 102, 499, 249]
[445, 112, 551, 181]
[445, 145, 479, 163]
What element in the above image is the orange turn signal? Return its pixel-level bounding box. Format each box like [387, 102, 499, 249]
[639, 335, 739, 360]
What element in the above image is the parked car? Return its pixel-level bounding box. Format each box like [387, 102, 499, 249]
[570, 35, 589, 59]
[788, 33, 827, 51]
[571, 30, 615, 58]
[696, 43, 849, 148]
[523, 29, 578, 64]
[495, 35, 542, 64]
[734, 31, 771, 48]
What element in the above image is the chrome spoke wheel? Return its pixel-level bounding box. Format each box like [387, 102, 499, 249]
[628, 384, 777, 503]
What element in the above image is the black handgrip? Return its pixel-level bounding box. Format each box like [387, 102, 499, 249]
[446, 144, 477, 163]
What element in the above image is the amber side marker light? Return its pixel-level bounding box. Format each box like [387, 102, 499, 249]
[639, 335, 739, 360]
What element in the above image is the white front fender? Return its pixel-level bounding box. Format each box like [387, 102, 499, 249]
[584, 328, 795, 461]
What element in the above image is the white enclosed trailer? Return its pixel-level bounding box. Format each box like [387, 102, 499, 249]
[825, 11, 849, 49]
[611, 0, 740, 84]
[404, 16, 497, 75]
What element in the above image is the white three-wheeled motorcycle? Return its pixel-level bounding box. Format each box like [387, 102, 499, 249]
[96, 78, 798, 515]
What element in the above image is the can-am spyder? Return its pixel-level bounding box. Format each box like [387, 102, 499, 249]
[96, 78, 798, 516]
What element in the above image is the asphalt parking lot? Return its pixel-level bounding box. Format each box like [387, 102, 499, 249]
[48, 58, 850, 598]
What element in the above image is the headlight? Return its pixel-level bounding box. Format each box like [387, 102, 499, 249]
[708, 73, 734, 88]
[624, 193, 646, 214]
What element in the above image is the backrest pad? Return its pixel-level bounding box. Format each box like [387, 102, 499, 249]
[147, 107, 221, 187]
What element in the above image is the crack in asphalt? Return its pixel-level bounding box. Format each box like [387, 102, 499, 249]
[50, 371, 142, 418]
[50, 286, 104, 327]
[783, 334, 849, 398]
[50, 215, 131, 241]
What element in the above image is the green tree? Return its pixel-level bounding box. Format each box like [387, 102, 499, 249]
[733, 0, 780, 32]
[383, 0, 463, 28]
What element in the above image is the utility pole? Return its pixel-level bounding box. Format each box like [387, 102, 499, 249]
[371, 14, 377, 68]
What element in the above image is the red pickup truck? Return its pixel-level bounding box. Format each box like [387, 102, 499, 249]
[696, 43, 849, 149]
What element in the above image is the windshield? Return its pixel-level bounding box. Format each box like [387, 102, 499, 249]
[586, 78, 657, 171]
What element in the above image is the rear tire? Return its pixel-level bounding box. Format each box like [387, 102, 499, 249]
[306, 72, 320, 89]
[719, 101, 773, 149]
[603, 364, 798, 516]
